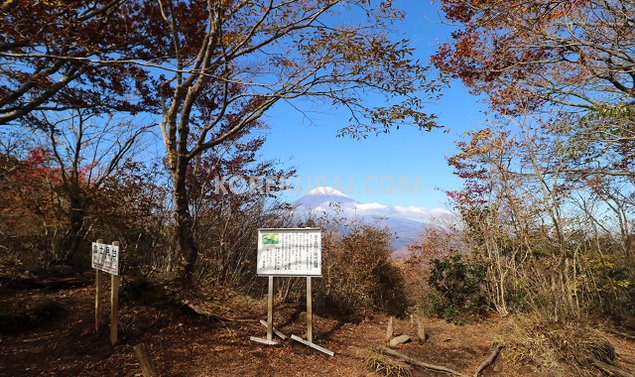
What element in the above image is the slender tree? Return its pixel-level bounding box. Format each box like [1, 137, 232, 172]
[137, 0, 440, 283]
[31, 110, 150, 261]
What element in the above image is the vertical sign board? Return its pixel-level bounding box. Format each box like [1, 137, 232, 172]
[92, 242, 119, 275]
[257, 228, 321, 277]
[92, 241, 120, 345]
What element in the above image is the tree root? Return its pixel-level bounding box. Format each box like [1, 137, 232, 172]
[374, 342, 504, 377]
[374, 346, 469, 376]
[473, 343, 504, 377]
[606, 328, 635, 342]
[593, 361, 635, 377]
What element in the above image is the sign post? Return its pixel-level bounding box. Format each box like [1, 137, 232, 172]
[110, 241, 120, 346]
[307, 276, 312, 343]
[92, 239, 120, 345]
[95, 239, 104, 334]
[250, 228, 333, 356]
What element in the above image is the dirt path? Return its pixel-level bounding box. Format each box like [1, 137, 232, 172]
[1, 281, 633, 376]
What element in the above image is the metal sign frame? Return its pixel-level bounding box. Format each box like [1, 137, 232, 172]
[251, 228, 333, 356]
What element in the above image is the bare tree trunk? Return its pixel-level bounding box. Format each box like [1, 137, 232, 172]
[172, 161, 198, 286]
[60, 191, 86, 263]
[67, 205, 85, 259]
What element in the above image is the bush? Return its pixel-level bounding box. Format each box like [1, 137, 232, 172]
[315, 221, 410, 320]
[427, 254, 486, 321]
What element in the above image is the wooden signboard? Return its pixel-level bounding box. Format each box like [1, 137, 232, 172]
[92, 241, 119, 275]
[93, 239, 120, 346]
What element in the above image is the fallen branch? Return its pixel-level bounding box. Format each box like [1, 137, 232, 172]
[375, 342, 505, 377]
[375, 346, 469, 377]
[8, 276, 88, 290]
[593, 361, 635, 377]
[473, 343, 504, 377]
[209, 313, 260, 323]
[606, 328, 635, 341]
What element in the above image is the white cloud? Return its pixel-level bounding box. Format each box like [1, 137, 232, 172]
[296, 186, 452, 224]
[356, 202, 388, 210]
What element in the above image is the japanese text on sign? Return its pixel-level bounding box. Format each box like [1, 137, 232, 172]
[257, 228, 321, 277]
[91, 242, 119, 275]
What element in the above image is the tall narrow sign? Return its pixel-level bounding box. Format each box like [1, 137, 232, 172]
[92, 240, 120, 345]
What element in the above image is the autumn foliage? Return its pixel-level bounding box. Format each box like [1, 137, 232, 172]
[433, 0, 635, 112]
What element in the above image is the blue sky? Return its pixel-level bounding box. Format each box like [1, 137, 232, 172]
[258, 1, 488, 210]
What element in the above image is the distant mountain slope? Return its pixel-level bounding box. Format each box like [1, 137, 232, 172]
[293, 186, 446, 255]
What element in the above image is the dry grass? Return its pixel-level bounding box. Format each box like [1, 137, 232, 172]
[364, 348, 412, 377]
[505, 316, 619, 376]
[543, 324, 616, 376]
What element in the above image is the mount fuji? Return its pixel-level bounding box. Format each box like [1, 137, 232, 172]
[293, 186, 450, 254]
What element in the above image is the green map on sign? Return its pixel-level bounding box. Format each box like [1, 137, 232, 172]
[262, 233, 280, 245]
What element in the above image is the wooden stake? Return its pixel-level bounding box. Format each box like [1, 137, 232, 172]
[267, 276, 273, 342]
[95, 239, 103, 333]
[416, 316, 426, 344]
[134, 344, 158, 377]
[306, 276, 313, 343]
[249, 276, 279, 346]
[110, 241, 120, 346]
[386, 316, 394, 342]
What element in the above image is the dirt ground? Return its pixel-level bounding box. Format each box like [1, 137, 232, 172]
[1, 273, 634, 377]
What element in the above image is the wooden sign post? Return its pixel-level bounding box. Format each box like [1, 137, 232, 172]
[266, 275, 274, 342]
[95, 239, 104, 334]
[288, 275, 334, 357]
[110, 241, 120, 346]
[92, 239, 120, 346]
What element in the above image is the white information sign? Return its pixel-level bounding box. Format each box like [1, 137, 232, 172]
[91, 242, 119, 275]
[257, 228, 321, 277]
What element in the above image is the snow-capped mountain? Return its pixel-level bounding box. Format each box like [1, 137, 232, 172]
[293, 186, 450, 255]
[295, 186, 358, 208]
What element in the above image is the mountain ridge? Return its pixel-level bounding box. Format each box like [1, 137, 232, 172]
[293, 186, 446, 254]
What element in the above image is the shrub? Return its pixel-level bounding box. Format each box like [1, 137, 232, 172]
[427, 254, 486, 321]
[316, 221, 410, 320]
